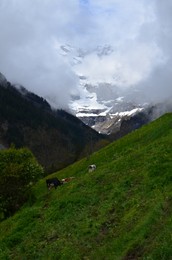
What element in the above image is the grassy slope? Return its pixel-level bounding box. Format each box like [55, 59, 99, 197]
[0, 113, 172, 260]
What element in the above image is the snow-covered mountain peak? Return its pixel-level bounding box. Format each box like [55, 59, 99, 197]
[55, 43, 146, 134]
[57, 43, 114, 66]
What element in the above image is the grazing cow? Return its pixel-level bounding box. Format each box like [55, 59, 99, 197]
[88, 164, 96, 172]
[46, 178, 63, 190]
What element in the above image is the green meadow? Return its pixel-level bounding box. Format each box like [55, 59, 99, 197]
[0, 113, 172, 259]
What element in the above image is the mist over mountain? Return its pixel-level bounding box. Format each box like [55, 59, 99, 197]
[0, 1, 172, 117]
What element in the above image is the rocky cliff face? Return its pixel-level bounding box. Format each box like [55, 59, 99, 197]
[78, 108, 145, 135]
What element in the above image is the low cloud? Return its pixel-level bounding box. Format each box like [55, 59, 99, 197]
[0, 0, 171, 109]
[0, 0, 80, 108]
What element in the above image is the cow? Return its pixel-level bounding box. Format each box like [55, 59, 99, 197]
[46, 178, 63, 190]
[88, 164, 96, 173]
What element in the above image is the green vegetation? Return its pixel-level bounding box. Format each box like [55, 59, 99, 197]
[0, 113, 172, 259]
[0, 147, 43, 219]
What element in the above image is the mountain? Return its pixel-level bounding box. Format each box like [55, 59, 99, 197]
[0, 113, 171, 259]
[0, 75, 108, 173]
[56, 44, 172, 134]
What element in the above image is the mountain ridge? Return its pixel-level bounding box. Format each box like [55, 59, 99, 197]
[0, 75, 108, 173]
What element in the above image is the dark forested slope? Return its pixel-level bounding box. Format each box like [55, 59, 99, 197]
[0, 77, 107, 173]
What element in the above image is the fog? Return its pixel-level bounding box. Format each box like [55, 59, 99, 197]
[0, 0, 171, 109]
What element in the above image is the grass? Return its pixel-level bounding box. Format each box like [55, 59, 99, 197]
[0, 113, 172, 259]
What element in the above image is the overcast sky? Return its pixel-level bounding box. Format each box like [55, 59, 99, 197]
[0, 0, 172, 109]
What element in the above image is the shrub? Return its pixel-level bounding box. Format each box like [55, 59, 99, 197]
[0, 147, 43, 219]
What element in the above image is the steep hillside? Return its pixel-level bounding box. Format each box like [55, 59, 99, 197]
[0, 113, 171, 259]
[0, 79, 107, 173]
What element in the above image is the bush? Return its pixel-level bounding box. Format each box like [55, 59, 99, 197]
[0, 147, 43, 219]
